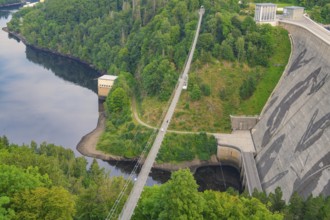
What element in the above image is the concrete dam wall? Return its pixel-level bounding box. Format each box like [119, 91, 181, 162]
[252, 22, 330, 201]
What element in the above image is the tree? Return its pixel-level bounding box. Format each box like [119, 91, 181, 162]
[198, 33, 215, 51]
[239, 77, 256, 100]
[269, 187, 286, 213]
[235, 37, 246, 62]
[190, 84, 202, 101]
[134, 169, 284, 220]
[0, 196, 15, 220]
[133, 169, 205, 219]
[87, 159, 105, 185]
[201, 84, 211, 96]
[303, 195, 326, 220]
[220, 40, 235, 61]
[76, 177, 130, 220]
[108, 87, 129, 113]
[12, 187, 76, 220]
[320, 4, 330, 23]
[0, 165, 50, 197]
[0, 136, 9, 148]
[285, 192, 304, 220]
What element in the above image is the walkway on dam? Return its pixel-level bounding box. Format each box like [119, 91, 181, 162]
[279, 15, 330, 45]
[117, 7, 205, 220]
[214, 130, 262, 195]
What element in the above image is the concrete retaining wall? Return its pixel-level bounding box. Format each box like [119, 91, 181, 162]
[252, 22, 330, 200]
[217, 146, 242, 171]
[230, 115, 259, 130]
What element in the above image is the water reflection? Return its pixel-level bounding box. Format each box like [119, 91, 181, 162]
[107, 160, 171, 184]
[0, 10, 10, 19]
[195, 166, 242, 192]
[25, 46, 100, 93]
[0, 9, 98, 153]
[107, 160, 242, 192]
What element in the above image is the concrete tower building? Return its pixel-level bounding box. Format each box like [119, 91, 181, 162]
[254, 3, 277, 23]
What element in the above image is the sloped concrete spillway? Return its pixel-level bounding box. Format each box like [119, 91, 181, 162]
[252, 19, 330, 201]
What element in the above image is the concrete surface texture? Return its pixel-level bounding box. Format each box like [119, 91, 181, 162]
[215, 130, 256, 153]
[252, 19, 330, 201]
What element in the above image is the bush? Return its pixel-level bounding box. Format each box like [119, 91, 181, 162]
[239, 76, 256, 100]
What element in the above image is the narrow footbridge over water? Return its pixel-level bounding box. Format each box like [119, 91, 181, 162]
[117, 7, 205, 220]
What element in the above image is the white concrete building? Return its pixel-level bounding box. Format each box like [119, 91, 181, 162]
[254, 3, 277, 23]
[97, 75, 118, 98]
[283, 6, 304, 20]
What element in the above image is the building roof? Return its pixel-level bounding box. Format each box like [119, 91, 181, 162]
[255, 3, 276, 6]
[98, 75, 118, 81]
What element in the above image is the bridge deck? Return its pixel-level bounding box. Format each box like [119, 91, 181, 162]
[118, 8, 205, 220]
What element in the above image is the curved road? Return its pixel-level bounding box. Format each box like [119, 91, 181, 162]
[117, 7, 205, 220]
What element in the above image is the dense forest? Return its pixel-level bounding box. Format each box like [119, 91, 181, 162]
[7, 0, 291, 158]
[133, 169, 330, 219]
[8, 0, 278, 102]
[1, 137, 329, 219]
[0, 136, 132, 219]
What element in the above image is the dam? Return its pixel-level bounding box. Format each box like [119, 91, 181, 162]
[252, 15, 330, 201]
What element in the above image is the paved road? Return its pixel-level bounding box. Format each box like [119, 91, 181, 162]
[118, 7, 205, 220]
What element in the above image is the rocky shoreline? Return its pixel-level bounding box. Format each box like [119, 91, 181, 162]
[2, 26, 221, 173]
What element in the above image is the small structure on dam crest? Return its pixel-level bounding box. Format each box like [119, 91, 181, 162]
[283, 6, 304, 20]
[97, 75, 117, 99]
[254, 3, 277, 24]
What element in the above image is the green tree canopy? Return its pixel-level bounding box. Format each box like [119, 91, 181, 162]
[133, 169, 205, 219]
[0, 165, 51, 197]
[134, 169, 284, 219]
[12, 186, 76, 220]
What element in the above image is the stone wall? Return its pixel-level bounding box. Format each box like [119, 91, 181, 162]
[252, 22, 330, 201]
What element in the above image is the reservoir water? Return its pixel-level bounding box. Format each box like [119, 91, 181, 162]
[0, 8, 241, 191]
[0, 8, 156, 182]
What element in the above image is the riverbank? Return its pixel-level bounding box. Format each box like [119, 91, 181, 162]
[76, 112, 125, 161]
[0, 2, 22, 8]
[77, 111, 222, 172]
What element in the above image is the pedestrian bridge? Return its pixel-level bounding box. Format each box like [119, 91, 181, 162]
[113, 7, 205, 220]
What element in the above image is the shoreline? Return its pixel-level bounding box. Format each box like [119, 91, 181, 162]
[2, 27, 104, 75]
[3, 26, 221, 173]
[77, 112, 222, 173]
[0, 2, 22, 8]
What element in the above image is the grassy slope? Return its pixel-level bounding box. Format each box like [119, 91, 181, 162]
[138, 27, 291, 133]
